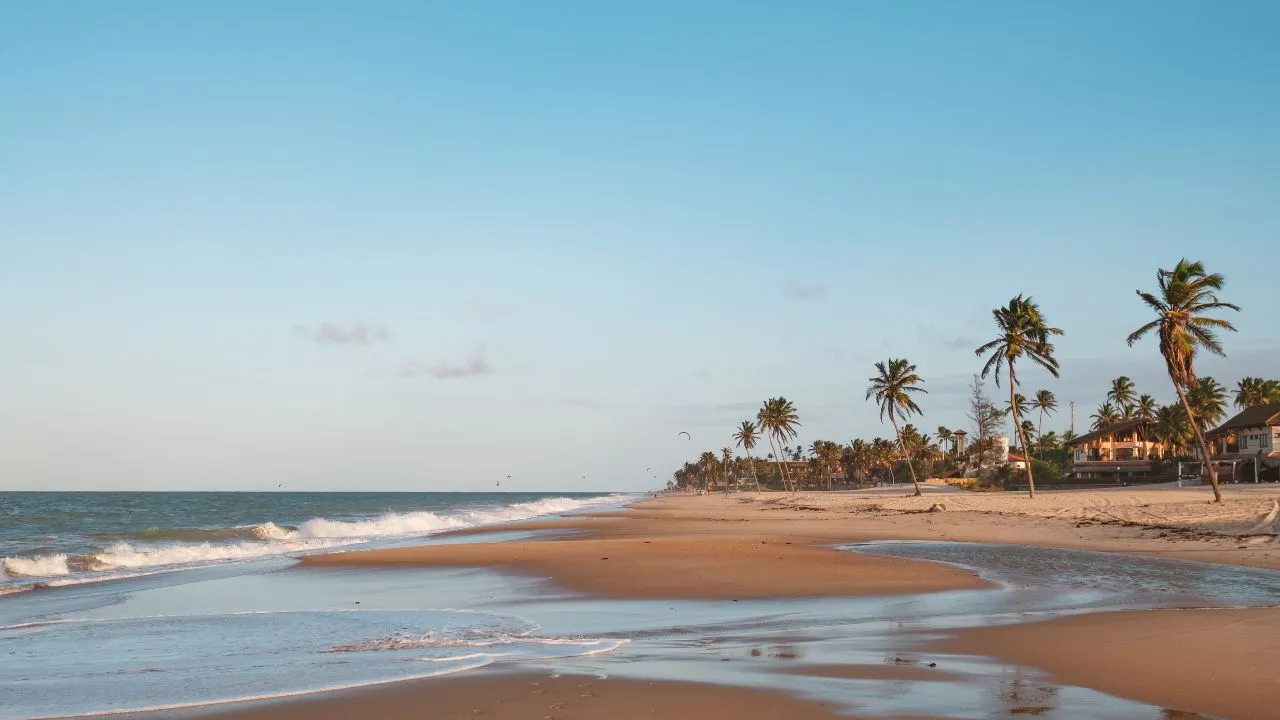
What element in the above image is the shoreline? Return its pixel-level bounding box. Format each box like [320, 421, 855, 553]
[82, 485, 1280, 720]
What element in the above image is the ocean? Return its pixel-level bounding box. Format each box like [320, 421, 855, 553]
[0, 491, 632, 594]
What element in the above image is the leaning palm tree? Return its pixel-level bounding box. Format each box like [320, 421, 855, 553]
[757, 398, 802, 493]
[1029, 390, 1057, 442]
[1107, 376, 1138, 416]
[732, 421, 764, 493]
[866, 358, 928, 496]
[975, 296, 1063, 498]
[1127, 259, 1239, 502]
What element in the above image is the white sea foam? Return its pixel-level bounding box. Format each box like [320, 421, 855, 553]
[88, 538, 350, 571]
[293, 495, 630, 541]
[1, 494, 632, 591]
[3, 553, 71, 578]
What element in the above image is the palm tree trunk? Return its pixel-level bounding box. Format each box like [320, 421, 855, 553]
[1176, 381, 1222, 502]
[767, 434, 791, 493]
[889, 415, 922, 496]
[1010, 365, 1035, 498]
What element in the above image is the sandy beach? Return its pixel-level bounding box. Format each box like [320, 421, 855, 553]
[122, 484, 1280, 720]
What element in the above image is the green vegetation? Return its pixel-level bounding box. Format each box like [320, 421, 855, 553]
[667, 260, 1269, 501]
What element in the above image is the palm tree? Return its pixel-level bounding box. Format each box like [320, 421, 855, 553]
[1019, 420, 1037, 450]
[1153, 404, 1192, 456]
[1005, 393, 1028, 455]
[1234, 377, 1280, 409]
[1091, 401, 1121, 431]
[732, 421, 764, 493]
[1135, 394, 1159, 458]
[866, 358, 928, 496]
[1127, 259, 1239, 501]
[757, 398, 802, 493]
[1187, 377, 1228, 432]
[720, 447, 734, 492]
[808, 438, 839, 486]
[872, 437, 898, 485]
[936, 426, 954, 457]
[848, 439, 874, 485]
[975, 295, 1063, 498]
[1107, 376, 1138, 416]
[698, 451, 719, 491]
[1038, 430, 1061, 452]
[1029, 390, 1057, 444]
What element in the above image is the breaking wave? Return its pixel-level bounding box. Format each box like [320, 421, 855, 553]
[1, 494, 631, 588]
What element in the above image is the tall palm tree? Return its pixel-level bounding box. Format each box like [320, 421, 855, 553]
[975, 295, 1063, 498]
[720, 447, 734, 492]
[1029, 390, 1058, 443]
[1091, 401, 1121, 431]
[1127, 259, 1239, 502]
[866, 358, 928, 496]
[1234, 377, 1280, 409]
[757, 398, 802, 493]
[732, 420, 764, 493]
[1107, 376, 1138, 415]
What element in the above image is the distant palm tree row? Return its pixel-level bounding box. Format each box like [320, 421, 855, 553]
[669, 259, 1249, 502]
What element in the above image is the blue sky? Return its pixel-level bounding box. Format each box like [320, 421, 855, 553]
[2, 1, 1277, 491]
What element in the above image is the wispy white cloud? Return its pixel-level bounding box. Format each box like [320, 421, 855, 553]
[296, 322, 392, 346]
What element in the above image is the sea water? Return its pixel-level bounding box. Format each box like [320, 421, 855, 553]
[0, 491, 633, 719]
[0, 491, 631, 593]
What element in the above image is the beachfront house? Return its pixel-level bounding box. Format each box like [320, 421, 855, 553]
[1065, 418, 1164, 481]
[1207, 403, 1280, 481]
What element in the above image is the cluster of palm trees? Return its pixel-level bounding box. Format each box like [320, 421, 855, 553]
[1086, 373, 1280, 455]
[669, 259, 1246, 502]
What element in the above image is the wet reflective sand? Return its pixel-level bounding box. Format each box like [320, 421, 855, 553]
[3, 535, 1276, 719]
